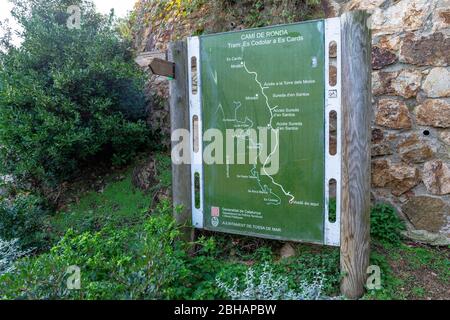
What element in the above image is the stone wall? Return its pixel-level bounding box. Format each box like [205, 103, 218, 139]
[132, 0, 450, 243]
[326, 0, 450, 243]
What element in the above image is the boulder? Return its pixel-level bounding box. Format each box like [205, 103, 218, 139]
[402, 229, 450, 246]
[402, 196, 449, 234]
[279, 242, 296, 259]
[343, 0, 384, 11]
[132, 157, 158, 191]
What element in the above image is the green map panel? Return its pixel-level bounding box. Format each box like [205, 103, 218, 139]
[200, 20, 325, 243]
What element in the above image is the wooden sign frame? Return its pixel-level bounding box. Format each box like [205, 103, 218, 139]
[168, 11, 371, 299]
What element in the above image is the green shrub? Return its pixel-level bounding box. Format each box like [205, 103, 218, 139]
[371, 203, 405, 245]
[0, 218, 164, 299]
[0, 190, 343, 300]
[0, 249, 76, 299]
[0, 194, 50, 250]
[0, 206, 194, 299]
[0, 0, 149, 194]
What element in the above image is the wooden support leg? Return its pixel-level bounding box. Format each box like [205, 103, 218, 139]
[340, 10, 372, 299]
[168, 41, 195, 242]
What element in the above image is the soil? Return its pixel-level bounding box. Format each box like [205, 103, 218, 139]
[387, 242, 449, 300]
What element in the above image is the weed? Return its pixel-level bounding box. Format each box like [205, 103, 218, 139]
[371, 203, 405, 245]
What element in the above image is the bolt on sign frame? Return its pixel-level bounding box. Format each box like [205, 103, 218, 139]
[187, 18, 342, 246]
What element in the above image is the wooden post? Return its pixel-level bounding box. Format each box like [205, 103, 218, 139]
[168, 41, 194, 242]
[340, 11, 372, 299]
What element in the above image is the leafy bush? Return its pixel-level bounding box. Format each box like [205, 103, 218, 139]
[0, 203, 198, 299]
[0, 194, 50, 250]
[0, 215, 174, 299]
[371, 203, 405, 245]
[0, 0, 149, 194]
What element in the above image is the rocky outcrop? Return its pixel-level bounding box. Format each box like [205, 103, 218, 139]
[402, 196, 449, 234]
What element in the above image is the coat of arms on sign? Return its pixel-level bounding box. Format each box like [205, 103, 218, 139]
[211, 206, 220, 217]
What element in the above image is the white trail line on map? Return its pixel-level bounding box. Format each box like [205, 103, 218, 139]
[217, 100, 282, 205]
[216, 60, 296, 205]
[242, 61, 295, 205]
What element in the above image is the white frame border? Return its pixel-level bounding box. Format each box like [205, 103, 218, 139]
[188, 18, 342, 244]
[187, 36, 204, 228]
[324, 17, 342, 246]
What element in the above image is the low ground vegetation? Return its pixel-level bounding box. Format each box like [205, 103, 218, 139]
[0, 153, 448, 300]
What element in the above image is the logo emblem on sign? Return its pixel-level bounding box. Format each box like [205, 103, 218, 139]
[211, 217, 219, 227]
[211, 206, 220, 217]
